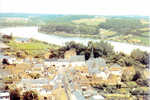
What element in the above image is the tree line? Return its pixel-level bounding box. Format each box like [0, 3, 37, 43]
[49, 41, 149, 67]
[39, 22, 99, 35]
[98, 18, 149, 36]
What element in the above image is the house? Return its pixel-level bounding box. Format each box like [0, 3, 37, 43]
[17, 78, 51, 91]
[64, 49, 76, 60]
[106, 73, 122, 86]
[89, 95, 105, 100]
[0, 69, 11, 79]
[0, 42, 10, 49]
[44, 59, 69, 68]
[45, 55, 85, 68]
[143, 69, 150, 80]
[32, 64, 44, 73]
[82, 87, 97, 98]
[0, 82, 5, 90]
[72, 90, 86, 100]
[51, 87, 68, 100]
[109, 64, 123, 76]
[17, 79, 53, 95]
[69, 55, 85, 67]
[95, 71, 109, 80]
[0, 55, 16, 65]
[0, 91, 10, 100]
[0, 42, 10, 52]
[15, 37, 30, 43]
[10, 64, 31, 75]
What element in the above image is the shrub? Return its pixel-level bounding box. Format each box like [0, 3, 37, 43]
[125, 81, 138, 88]
[23, 90, 38, 100]
[93, 41, 114, 57]
[131, 49, 149, 65]
[136, 79, 149, 86]
[132, 70, 141, 81]
[10, 89, 20, 100]
[16, 51, 26, 58]
[121, 67, 136, 82]
[131, 87, 150, 95]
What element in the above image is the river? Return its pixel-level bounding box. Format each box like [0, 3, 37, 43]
[0, 26, 149, 55]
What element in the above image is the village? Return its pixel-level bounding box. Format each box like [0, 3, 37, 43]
[0, 33, 150, 100]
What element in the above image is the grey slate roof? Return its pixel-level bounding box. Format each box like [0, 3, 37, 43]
[73, 91, 86, 100]
[0, 42, 10, 49]
[20, 79, 50, 85]
[110, 63, 121, 68]
[15, 38, 29, 42]
[0, 69, 11, 78]
[69, 55, 85, 62]
[86, 57, 106, 74]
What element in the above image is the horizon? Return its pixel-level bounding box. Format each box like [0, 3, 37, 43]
[0, 12, 149, 17]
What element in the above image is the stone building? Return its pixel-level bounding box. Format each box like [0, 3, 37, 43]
[86, 47, 107, 74]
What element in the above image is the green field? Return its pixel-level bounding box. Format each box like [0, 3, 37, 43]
[8, 39, 60, 56]
[72, 17, 106, 26]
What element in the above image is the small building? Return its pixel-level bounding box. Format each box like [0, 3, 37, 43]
[0, 91, 10, 100]
[95, 72, 109, 80]
[0, 42, 10, 52]
[72, 90, 86, 100]
[32, 64, 44, 73]
[69, 55, 85, 67]
[15, 37, 30, 43]
[0, 69, 11, 79]
[0, 55, 16, 65]
[109, 64, 123, 76]
[89, 95, 105, 100]
[64, 49, 76, 60]
[0, 82, 5, 90]
[45, 55, 85, 68]
[17, 78, 51, 91]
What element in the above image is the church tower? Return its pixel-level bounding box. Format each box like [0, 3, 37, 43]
[90, 47, 94, 59]
[89, 42, 94, 60]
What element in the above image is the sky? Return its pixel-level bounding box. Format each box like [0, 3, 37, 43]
[0, 0, 149, 16]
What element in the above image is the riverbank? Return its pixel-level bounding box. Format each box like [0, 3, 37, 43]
[0, 26, 150, 55]
[39, 30, 150, 47]
[39, 30, 101, 39]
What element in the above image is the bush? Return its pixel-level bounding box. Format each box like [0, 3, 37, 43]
[93, 41, 114, 57]
[23, 90, 38, 100]
[136, 79, 149, 86]
[125, 81, 138, 88]
[107, 52, 135, 66]
[16, 51, 26, 58]
[10, 89, 20, 100]
[132, 70, 142, 81]
[131, 87, 150, 95]
[121, 67, 136, 82]
[131, 49, 149, 65]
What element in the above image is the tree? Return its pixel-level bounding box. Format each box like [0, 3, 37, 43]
[23, 90, 38, 100]
[131, 49, 149, 65]
[10, 89, 20, 100]
[92, 41, 114, 57]
[99, 18, 147, 36]
[39, 22, 99, 35]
